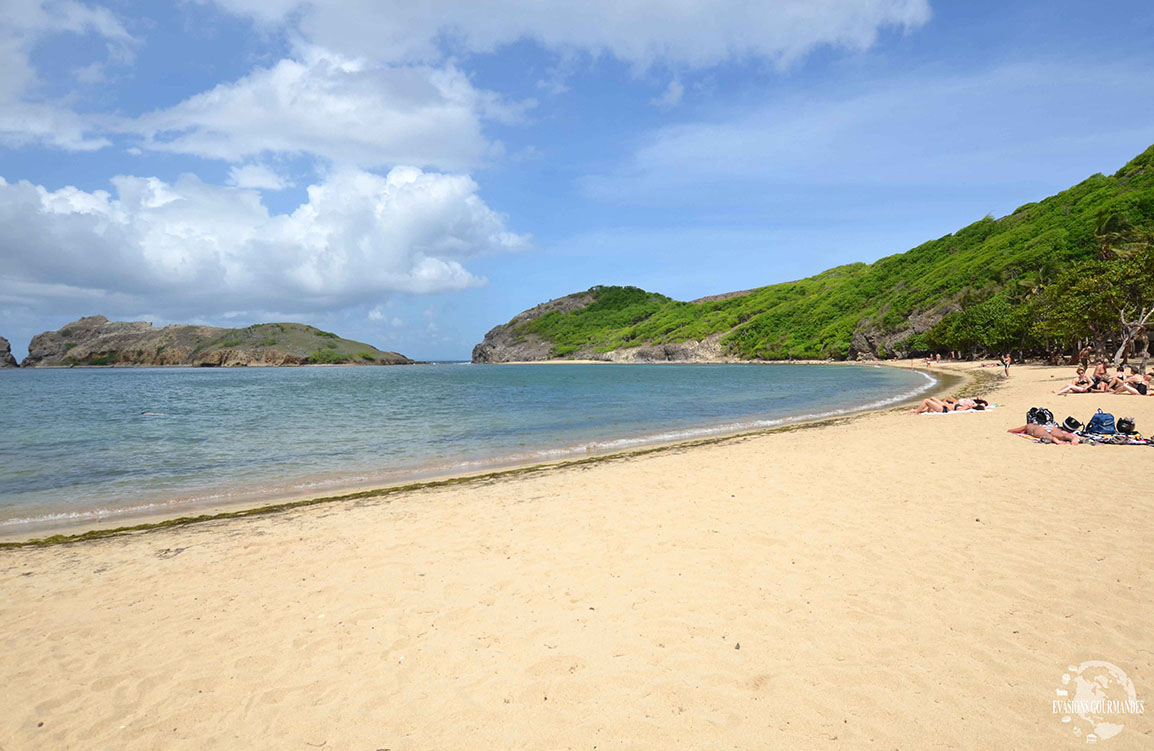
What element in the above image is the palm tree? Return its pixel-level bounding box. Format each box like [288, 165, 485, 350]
[1095, 212, 1153, 260]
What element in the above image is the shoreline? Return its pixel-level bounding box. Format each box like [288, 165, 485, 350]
[0, 362, 959, 546]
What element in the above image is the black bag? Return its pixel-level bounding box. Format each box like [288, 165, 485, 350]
[1062, 416, 1083, 433]
[1027, 407, 1055, 425]
[1117, 416, 1136, 434]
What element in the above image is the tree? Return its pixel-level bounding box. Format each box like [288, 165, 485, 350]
[1077, 247, 1154, 368]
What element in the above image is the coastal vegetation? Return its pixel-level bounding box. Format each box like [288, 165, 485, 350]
[485, 144, 1154, 365]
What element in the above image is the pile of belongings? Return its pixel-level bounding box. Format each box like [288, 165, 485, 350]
[1033, 407, 1153, 445]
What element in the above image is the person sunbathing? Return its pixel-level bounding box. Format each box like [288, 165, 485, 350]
[911, 396, 988, 414]
[1008, 423, 1080, 444]
[912, 397, 948, 414]
[1054, 367, 1093, 395]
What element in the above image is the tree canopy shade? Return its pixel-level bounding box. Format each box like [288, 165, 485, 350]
[509, 144, 1154, 363]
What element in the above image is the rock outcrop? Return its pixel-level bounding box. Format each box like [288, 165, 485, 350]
[846, 300, 964, 360]
[0, 336, 17, 368]
[22, 316, 412, 367]
[472, 292, 597, 363]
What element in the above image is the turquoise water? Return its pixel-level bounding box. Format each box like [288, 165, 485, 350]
[0, 363, 933, 531]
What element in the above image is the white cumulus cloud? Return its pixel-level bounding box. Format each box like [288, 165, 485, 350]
[129, 50, 518, 171]
[205, 0, 930, 68]
[0, 168, 530, 316]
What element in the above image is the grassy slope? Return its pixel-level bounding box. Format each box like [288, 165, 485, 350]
[518, 144, 1154, 359]
[199, 323, 401, 364]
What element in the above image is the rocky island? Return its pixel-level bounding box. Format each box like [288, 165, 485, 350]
[20, 315, 412, 367]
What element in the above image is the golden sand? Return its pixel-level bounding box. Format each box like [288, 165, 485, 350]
[2, 363, 1152, 749]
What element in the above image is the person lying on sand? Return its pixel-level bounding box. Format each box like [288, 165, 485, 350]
[912, 397, 950, 414]
[911, 396, 988, 414]
[1008, 423, 1080, 444]
[1054, 367, 1093, 395]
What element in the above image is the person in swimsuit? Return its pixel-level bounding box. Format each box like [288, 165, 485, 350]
[911, 397, 948, 414]
[1008, 423, 1080, 444]
[1104, 366, 1134, 394]
[1054, 367, 1093, 395]
[1113, 369, 1151, 396]
[1091, 360, 1111, 391]
[910, 396, 988, 414]
[947, 397, 987, 411]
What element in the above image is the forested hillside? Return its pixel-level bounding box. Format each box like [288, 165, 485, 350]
[476, 144, 1154, 364]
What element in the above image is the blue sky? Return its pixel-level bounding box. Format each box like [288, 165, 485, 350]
[2, 0, 1153, 360]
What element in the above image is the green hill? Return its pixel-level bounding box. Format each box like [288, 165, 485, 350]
[474, 144, 1154, 363]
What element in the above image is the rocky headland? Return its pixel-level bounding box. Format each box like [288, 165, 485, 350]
[472, 291, 736, 364]
[21, 316, 412, 367]
[472, 291, 596, 363]
[0, 336, 17, 368]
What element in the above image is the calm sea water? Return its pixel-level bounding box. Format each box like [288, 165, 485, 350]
[0, 363, 933, 531]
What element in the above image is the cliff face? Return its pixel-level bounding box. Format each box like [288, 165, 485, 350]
[22, 316, 412, 367]
[472, 292, 597, 363]
[0, 336, 17, 368]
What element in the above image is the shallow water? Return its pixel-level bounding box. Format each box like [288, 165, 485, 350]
[0, 363, 933, 530]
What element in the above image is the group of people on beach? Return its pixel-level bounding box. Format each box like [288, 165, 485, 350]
[908, 355, 1151, 445]
[1054, 361, 1152, 396]
[924, 353, 1011, 377]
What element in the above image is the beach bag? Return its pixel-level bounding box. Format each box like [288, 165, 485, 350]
[1062, 416, 1083, 433]
[1117, 416, 1136, 434]
[1027, 407, 1054, 425]
[1086, 409, 1116, 435]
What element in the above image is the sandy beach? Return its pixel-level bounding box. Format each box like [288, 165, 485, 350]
[2, 363, 1152, 749]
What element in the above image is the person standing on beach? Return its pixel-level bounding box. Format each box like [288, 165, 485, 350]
[1002, 353, 1011, 377]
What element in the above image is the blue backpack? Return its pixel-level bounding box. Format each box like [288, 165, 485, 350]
[1086, 409, 1116, 435]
